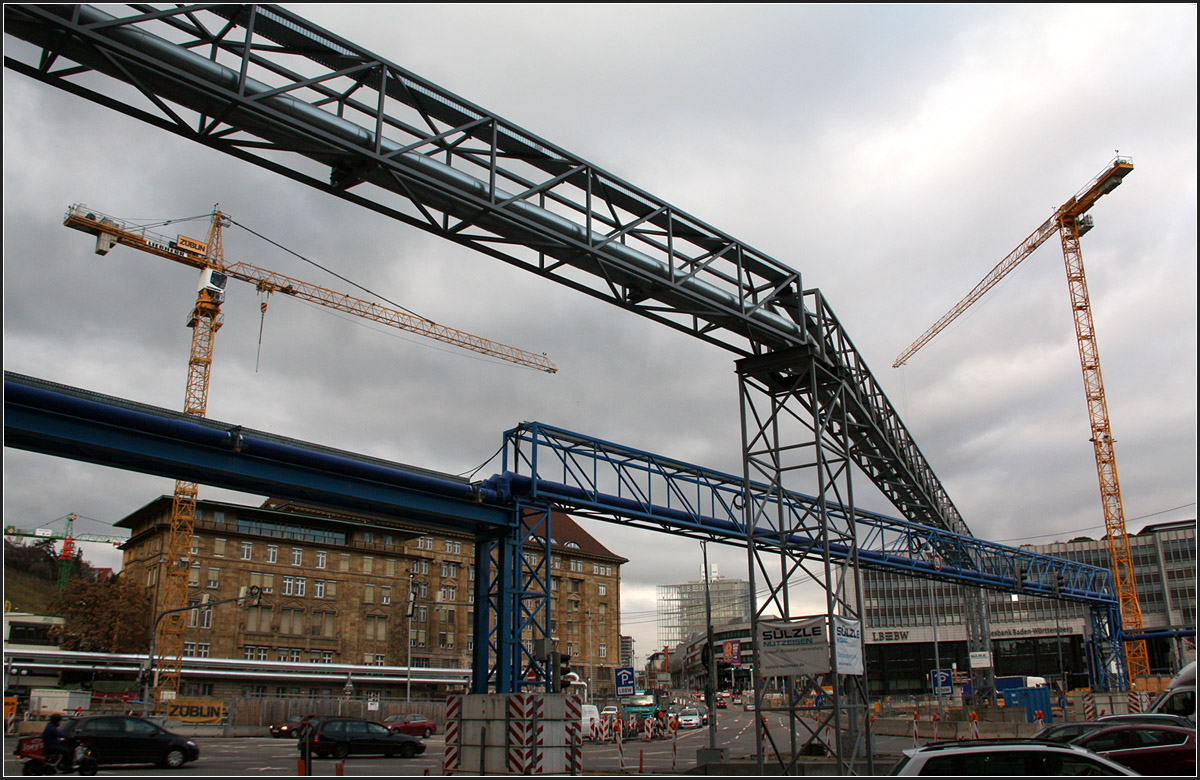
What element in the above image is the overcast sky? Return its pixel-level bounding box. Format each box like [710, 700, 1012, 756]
[3, 4, 1196, 663]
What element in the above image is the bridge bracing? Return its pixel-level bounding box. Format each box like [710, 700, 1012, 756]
[4, 6, 1136, 770]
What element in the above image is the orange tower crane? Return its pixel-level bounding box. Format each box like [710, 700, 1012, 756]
[64, 204, 556, 706]
[891, 156, 1150, 685]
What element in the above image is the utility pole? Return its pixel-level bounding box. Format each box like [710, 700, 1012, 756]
[701, 542, 718, 751]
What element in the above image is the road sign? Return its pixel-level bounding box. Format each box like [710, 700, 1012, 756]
[615, 667, 635, 697]
[931, 669, 953, 696]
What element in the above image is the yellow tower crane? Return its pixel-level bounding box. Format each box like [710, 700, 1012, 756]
[891, 156, 1150, 686]
[64, 204, 556, 707]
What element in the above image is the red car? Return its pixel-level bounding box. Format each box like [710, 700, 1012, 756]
[1069, 723, 1196, 775]
[384, 714, 437, 738]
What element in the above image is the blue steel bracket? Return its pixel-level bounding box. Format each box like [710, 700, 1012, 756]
[491, 422, 1119, 608]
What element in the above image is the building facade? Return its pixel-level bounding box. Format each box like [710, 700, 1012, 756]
[656, 574, 751, 648]
[668, 521, 1195, 696]
[115, 496, 625, 699]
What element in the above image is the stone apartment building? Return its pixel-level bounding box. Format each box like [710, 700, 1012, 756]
[115, 496, 626, 696]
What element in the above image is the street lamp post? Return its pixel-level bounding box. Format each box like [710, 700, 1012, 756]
[142, 586, 259, 716]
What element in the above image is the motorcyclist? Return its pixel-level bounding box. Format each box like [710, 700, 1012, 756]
[41, 713, 73, 770]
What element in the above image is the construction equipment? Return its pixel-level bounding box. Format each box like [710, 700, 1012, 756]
[892, 156, 1149, 684]
[63, 204, 556, 706]
[4, 514, 126, 600]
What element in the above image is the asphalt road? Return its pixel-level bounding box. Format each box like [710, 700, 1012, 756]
[3, 709, 913, 775]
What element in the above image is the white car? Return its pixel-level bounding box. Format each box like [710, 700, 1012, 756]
[888, 739, 1137, 775]
[676, 708, 702, 728]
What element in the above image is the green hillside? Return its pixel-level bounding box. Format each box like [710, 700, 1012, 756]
[4, 565, 57, 614]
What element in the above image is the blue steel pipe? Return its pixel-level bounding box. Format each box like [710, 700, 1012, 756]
[4, 377, 505, 506]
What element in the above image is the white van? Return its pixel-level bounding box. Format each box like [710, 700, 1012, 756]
[1150, 661, 1196, 724]
[580, 704, 599, 739]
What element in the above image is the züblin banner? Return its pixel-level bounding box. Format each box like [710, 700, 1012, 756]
[757, 615, 864, 676]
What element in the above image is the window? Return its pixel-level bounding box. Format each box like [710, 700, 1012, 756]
[213, 538, 227, 557]
[440, 585, 457, 602]
[279, 608, 304, 635]
[444, 540, 461, 554]
[267, 545, 278, 563]
[599, 642, 607, 658]
[295, 577, 306, 597]
[316, 550, 327, 569]
[311, 611, 335, 638]
[245, 606, 271, 633]
[441, 561, 458, 578]
[240, 541, 253, 560]
[190, 536, 199, 555]
[207, 567, 220, 589]
[314, 580, 326, 599]
[599, 584, 607, 596]
[283, 576, 294, 596]
[365, 615, 387, 641]
[364, 584, 375, 603]
[363, 556, 374, 575]
[381, 586, 391, 605]
[291, 548, 303, 566]
[340, 553, 351, 571]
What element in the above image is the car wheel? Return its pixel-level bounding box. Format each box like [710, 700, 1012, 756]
[332, 743, 349, 760]
[21, 761, 41, 776]
[401, 742, 419, 758]
[76, 756, 99, 776]
[161, 748, 187, 769]
[423, 728, 432, 738]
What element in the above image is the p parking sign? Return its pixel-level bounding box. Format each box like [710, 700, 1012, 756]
[615, 667, 635, 697]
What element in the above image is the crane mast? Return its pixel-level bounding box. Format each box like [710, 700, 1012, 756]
[63, 204, 556, 707]
[892, 157, 1149, 685]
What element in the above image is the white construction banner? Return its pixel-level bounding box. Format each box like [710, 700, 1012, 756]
[757, 615, 863, 676]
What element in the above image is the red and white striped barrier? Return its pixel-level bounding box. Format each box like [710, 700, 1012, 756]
[565, 694, 582, 775]
[1084, 692, 1096, 720]
[932, 711, 940, 742]
[913, 711, 919, 747]
[968, 711, 979, 740]
[1034, 710, 1044, 730]
[443, 694, 463, 775]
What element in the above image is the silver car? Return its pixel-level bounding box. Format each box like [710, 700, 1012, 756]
[888, 739, 1136, 775]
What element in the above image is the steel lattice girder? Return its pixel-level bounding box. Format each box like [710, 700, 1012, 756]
[6, 4, 969, 540]
[493, 422, 1117, 608]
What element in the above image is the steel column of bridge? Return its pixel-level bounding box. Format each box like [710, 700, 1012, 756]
[736, 343, 872, 774]
[472, 505, 555, 694]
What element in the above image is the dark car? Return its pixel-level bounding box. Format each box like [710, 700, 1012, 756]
[1069, 723, 1196, 775]
[300, 716, 426, 759]
[1034, 712, 1198, 744]
[61, 715, 199, 769]
[383, 713, 437, 738]
[270, 713, 317, 738]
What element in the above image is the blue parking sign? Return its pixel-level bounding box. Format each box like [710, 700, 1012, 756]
[615, 667, 635, 697]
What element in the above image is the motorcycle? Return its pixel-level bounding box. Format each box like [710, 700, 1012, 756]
[13, 737, 98, 776]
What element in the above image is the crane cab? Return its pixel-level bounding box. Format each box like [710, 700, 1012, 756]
[197, 268, 227, 302]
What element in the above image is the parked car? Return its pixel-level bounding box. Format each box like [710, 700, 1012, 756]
[270, 713, 317, 738]
[888, 739, 1136, 775]
[300, 717, 426, 759]
[383, 713, 437, 738]
[60, 715, 200, 769]
[1033, 712, 1196, 744]
[1068, 723, 1197, 775]
[677, 708, 702, 728]
[601, 706, 621, 720]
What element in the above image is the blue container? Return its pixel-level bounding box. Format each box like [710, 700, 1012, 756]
[1003, 686, 1054, 724]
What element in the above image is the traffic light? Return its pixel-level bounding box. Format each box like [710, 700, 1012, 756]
[560, 652, 572, 686]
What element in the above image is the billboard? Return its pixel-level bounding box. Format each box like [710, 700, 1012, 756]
[757, 615, 863, 676]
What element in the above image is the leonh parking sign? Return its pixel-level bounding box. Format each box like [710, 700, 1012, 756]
[757, 615, 863, 676]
